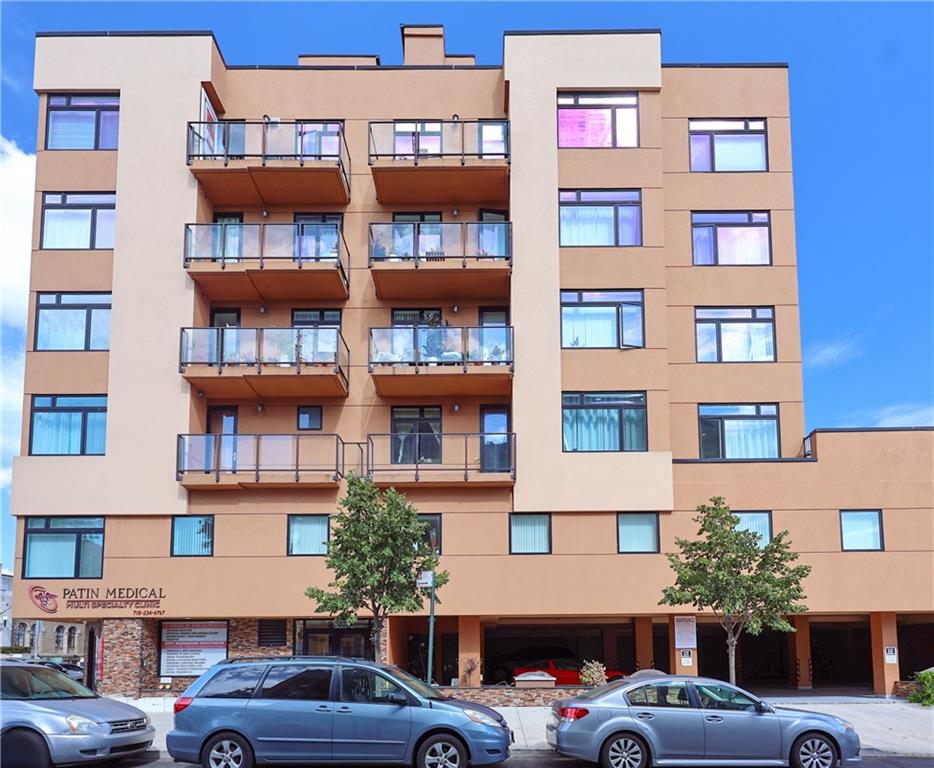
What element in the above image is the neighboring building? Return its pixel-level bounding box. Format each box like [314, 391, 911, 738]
[7, 618, 84, 660]
[10, 25, 933, 698]
[1, 568, 12, 647]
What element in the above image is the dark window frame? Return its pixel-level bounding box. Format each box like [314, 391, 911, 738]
[291, 309, 342, 329]
[559, 188, 643, 247]
[616, 512, 661, 554]
[22, 516, 105, 580]
[28, 394, 107, 456]
[297, 406, 323, 431]
[691, 211, 772, 266]
[418, 513, 442, 554]
[34, 292, 112, 352]
[839, 509, 885, 552]
[562, 391, 649, 453]
[170, 514, 215, 558]
[287, 514, 330, 557]
[45, 93, 119, 151]
[40, 192, 116, 250]
[295, 121, 344, 160]
[694, 306, 777, 363]
[509, 513, 552, 555]
[557, 91, 640, 149]
[390, 308, 443, 326]
[392, 119, 444, 158]
[561, 289, 645, 350]
[697, 403, 781, 461]
[390, 406, 443, 465]
[688, 118, 769, 173]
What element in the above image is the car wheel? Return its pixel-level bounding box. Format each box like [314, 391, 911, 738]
[417, 733, 468, 768]
[1, 729, 51, 768]
[601, 732, 648, 768]
[791, 732, 838, 768]
[202, 731, 254, 768]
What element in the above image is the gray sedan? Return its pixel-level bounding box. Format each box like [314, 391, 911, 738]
[547, 674, 861, 768]
[0, 660, 155, 767]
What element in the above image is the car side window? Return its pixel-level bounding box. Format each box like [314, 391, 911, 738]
[341, 667, 403, 704]
[199, 666, 266, 699]
[260, 665, 333, 701]
[627, 681, 692, 707]
[695, 683, 758, 712]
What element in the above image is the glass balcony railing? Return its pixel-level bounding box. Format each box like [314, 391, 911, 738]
[368, 222, 511, 265]
[369, 326, 513, 368]
[368, 120, 509, 163]
[180, 326, 349, 375]
[366, 432, 516, 479]
[186, 119, 350, 185]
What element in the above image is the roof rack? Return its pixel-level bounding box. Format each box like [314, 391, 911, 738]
[219, 655, 370, 665]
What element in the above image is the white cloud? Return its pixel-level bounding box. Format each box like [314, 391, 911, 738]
[804, 337, 862, 371]
[856, 402, 934, 429]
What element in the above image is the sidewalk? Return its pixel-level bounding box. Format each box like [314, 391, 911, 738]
[125, 696, 934, 757]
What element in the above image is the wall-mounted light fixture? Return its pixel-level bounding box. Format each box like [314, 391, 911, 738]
[257, 404, 264, 414]
[451, 403, 460, 413]
[452, 304, 460, 314]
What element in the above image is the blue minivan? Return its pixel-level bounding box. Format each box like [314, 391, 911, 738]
[166, 656, 512, 768]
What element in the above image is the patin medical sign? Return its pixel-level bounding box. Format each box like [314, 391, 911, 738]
[26, 584, 168, 616]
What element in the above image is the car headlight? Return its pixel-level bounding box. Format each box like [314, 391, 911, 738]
[836, 718, 855, 731]
[464, 708, 500, 728]
[65, 714, 104, 735]
[144, 713, 152, 727]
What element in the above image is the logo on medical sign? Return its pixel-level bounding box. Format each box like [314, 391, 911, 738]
[29, 586, 59, 614]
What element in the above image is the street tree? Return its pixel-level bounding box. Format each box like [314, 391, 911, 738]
[659, 496, 811, 684]
[305, 473, 448, 659]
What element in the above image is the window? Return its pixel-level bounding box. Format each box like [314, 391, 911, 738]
[257, 619, 288, 647]
[840, 510, 883, 551]
[288, 515, 329, 556]
[23, 517, 104, 579]
[689, 119, 767, 172]
[297, 122, 342, 158]
[35, 293, 111, 351]
[199, 666, 264, 699]
[419, 514, 442, 553]
[699, 404, 779, 460]
[559, 190, 642, 246]
[692, 212, 771, 265]
[558, 92, 638, 148]
[46, 94, 119, 150]
[297, 406, 322, 431]
[391, 406, 442, 465]
[171, 515, 214, 557]
[510, 514, 551, 554]
[67, 626, 77, 651]
[627, 681, 693, 707]
[14, 623, 27, 646]
[41, 193, 115, 249]
[734, 512, 772, 546]
[695, 308, 775, 362]
[391, 308, 442, 326]
[561, 290, 644, 349]
[617, 513, 659, 553]
[562, 392, 647, 452]
[54, 626, 65, 650]
[261, 665, 333, 700]
[394, 121, 442, 157]
[341, 667, 403, 703]
[479, 120, 508, 158]
[29, 395, 107, 456]
[292, 309, 341, 328]
[696, 682, 758, 711]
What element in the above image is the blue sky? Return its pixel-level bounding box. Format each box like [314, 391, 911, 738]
[1, 2, 932, 566]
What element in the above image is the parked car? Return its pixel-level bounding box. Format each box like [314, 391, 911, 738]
[167, 655, 513, 768]
[486, 645, 575, 684]
[546, 674, 861, 768]
[0, 659, 155, 768]
[34, 660, 85, 682]
[513, 659, 628, 686]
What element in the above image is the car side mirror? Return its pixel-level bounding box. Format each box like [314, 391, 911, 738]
[387, 691, 409, 705]
[757, 700, 773, 713]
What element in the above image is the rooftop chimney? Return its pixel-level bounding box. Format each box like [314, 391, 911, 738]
[402, 24, 463, 66]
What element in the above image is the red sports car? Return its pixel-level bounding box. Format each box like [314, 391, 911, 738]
[511, 659, 627, 685]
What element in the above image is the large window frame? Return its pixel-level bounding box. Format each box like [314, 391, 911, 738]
[840, 510, 884, 552]
[559, 189, 642, 247]
[561, 290, 645, 349]
[733, 511, 773, 546]
[557, 92, 639, 149]
[695, 307, 776, 363]
[689, 119, 768, 172]
[40, 192, 116, 250]
[698, 403, 780, 460]
[29, 395, 107, 456]
[562, 391, 648, 453]
[691, 212, 772, 266]
[35, 292, 112, 351]
[170, 515, 215, 558]
[617, 512, 660, 554]
[23, 516, 105, 580]
[45, 94, 119, 150]
[287, 514, 330, 557]
[509, 513, 552, 555]
[418, 514, 442, 554]
[390, 406, 442, 465]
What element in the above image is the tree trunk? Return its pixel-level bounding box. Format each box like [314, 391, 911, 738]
[370, 617, 384, 662]
[726, 634, 737, 685]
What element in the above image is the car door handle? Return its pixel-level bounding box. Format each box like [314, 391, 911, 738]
[316, 705, 332, 713]
[636, 712, 655, 720]
[336, 706, 352, 714]
[705, 715, 724, 723]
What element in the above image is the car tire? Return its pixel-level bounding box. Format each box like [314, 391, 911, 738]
[601, 732, 649, 768]
[201, 731, 254, 768]
[1, 729, 51, 768]
[791, 732, 839, 768]
[416, 733, 468, 768]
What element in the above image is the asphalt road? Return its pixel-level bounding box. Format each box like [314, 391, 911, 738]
[117, 752, 934, 768]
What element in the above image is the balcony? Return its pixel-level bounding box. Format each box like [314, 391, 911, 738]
[368, 120, 509, 204]
[366, 432, 515, 487]
[177, 433, 360, 490]
[368, 222, 511, 299]
[186, 120, 351, 206]
[184, 223, 349, 301]
[180, 327, 349, 398]
[369, 326, 513, 396]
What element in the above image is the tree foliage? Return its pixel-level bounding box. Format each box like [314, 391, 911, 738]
[305, 474, 448, 657]
[659, 496, 811, 683]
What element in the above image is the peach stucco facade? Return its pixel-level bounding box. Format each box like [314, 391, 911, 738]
[11, 26, 933, 698]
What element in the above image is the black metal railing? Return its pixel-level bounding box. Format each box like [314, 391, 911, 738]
[366, 432, 516, 481]
[369, 326, 513, 369]
[368, 119, 510, 164]
[368, 221, 511, 266]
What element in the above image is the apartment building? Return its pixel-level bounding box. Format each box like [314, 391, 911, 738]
[11, 25, 932, 698]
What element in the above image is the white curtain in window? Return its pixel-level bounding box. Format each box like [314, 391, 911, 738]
[31, 412, 83, 455]
[562, 306, 617, 347]
[511, 515, 549, 553]
[289, 516, 329, 555]
[713, 134, 767, 171]
[723, 419, 778, 459]
[842, 512, 881, 550]
[563, 408, 621, 451]
[559, 206, 614, 246]
[173, 517, 213, 555]
[25, 534, 76, 577]
[720, 322, 774, 362]
[618, 513, 658, 552]
[42, 210, 92, 248]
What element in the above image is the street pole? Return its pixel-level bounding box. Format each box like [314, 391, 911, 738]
[426, 576, 436, 686]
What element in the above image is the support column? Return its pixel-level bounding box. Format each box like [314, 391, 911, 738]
[634, 617, 655, 670]
[870, 612, 899, 697]
[457, 616, 482, 687]
[602, 627, 619, 670]
[791, 615, 812, 689]
[669, 615, 698, 676]
[96, 618, 143, 697]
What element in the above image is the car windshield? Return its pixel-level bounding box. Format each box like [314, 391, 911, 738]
[0, 665, 98, 700]
[381, 665, 447, 700]
[574, 678, 629, 701]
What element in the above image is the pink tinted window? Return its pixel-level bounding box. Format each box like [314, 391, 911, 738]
[717, 226, 770, 265]
[558, 108, 613, 148]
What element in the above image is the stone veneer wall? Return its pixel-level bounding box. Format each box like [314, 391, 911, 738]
[440, 686, 588, 707]
[96, 618, 144, 696]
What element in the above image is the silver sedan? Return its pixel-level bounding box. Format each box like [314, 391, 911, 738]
[547, 673, 861, 768]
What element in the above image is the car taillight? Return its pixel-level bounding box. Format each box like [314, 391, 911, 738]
[559, 707, 589, 720]
[174, 697, 193, 714]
